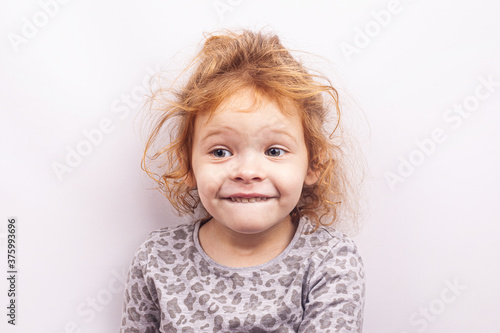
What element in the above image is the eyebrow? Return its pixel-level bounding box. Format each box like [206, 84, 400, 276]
[267, 128, 298, 144]
[200, 126, 298, 144]
[199, 127, 235, 142]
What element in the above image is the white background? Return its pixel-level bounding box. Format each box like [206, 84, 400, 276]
[1, 0, 499, 332]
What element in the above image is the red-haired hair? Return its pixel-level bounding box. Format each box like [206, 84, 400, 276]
[141, 29, 362, 232]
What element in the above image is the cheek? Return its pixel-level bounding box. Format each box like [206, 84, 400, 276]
[273, 160, 308, 199]
[194, 165, 226, 198]
[274, 172, 305, 198]
[289, 182, 306, 202]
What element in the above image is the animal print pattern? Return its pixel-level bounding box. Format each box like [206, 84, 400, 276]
[120, 218, 365, 332]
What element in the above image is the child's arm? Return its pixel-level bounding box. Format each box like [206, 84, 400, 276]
[299, 237, 365, 332]
[120, 240, 162, 332]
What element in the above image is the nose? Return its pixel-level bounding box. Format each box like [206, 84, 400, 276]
[229, 153, 265, 183]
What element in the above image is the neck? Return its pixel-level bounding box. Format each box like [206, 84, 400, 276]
[198, 216, 298, 268]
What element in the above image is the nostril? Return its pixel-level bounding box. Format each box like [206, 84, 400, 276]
[234, 175, 262, 183]
[230, 157, 265, 182]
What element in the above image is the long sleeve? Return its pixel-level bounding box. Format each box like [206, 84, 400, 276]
[120, 239, 161, 333]
[299, 237, 365, 332]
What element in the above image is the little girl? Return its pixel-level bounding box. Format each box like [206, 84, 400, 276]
[121, 29, 365, 332]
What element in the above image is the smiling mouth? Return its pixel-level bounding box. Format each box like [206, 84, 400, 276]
[228, 197, 270, 203]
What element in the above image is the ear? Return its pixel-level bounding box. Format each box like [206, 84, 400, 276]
[304, 167, 319, 186]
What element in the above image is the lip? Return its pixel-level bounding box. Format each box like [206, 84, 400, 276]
[227, 193, 270, 198]
[223, 193, 274, 203]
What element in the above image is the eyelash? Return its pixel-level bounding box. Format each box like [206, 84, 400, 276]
[210, 147, 286, 158]
[211, 148, 232, 158]
[265, 147, 286, 157]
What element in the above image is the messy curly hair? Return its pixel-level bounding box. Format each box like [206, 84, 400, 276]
[141, 29, 362, 232]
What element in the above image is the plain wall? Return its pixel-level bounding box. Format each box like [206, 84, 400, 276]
[1, 0, 499, 332]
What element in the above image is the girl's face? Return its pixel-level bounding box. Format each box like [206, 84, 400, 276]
[190, 89, 317, 236]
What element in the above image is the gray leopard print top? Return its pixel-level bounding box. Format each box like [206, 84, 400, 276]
[120, 218, 365, 332]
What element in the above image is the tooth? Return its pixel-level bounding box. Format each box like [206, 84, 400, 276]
[231, 197, 235, 202]
[249, 198, 256, 203]
[255, 198, 261, 202]
[241, 198, 249, 203]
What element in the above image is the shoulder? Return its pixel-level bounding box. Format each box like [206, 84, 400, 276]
[133, 222, 197, 265]
[296, 221, 364, 282]
[301, 222, 363, 263]
[146, 222, 195, 244]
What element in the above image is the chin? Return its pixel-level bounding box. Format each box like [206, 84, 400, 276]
[222, 217, 287, 235]
[224, 221, 265, 234]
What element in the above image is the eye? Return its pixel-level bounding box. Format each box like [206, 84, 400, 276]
[265, 147, 286, 157]
[211, 148, 232, 158]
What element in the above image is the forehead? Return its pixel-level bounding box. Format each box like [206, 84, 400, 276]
[194, 88, 300, 129]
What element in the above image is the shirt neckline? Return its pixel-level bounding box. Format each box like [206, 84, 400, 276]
[192, 217, 308, 271]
